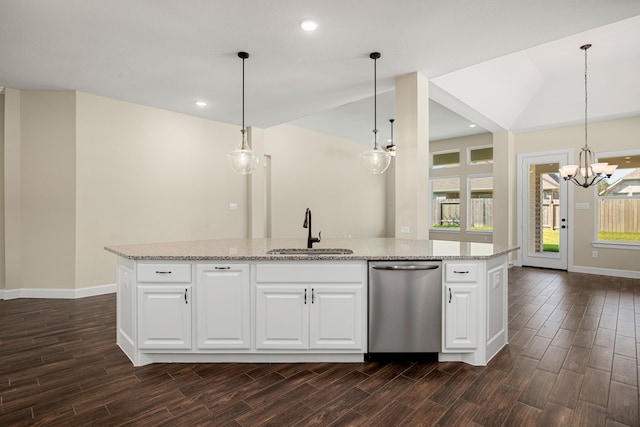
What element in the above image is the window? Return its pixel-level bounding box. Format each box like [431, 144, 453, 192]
[468, 175, 493, 231]
[431, 177, 460, 230]
[468, 146, 493, 165]
[432, 150, 460, 169]
[596, 153, 640, 244]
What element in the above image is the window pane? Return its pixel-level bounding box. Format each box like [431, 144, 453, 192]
[469, 147, 493, 165]
[432, 151, 460, 169]
[431, 177, 460, 229]
[597, 154, 640, 243]
[469, 176, 493, 231]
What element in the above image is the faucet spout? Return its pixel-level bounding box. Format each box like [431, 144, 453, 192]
[303, 208, 321, 248]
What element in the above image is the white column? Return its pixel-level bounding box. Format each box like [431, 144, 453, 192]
[492, 131, 517, 261]
[394, 72, 430, 239]
[248, 126, 265, 238]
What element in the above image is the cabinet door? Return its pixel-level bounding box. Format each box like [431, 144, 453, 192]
[138, 285, 192, 349]
[196, 264, 250, 349]
[255, 285, 308, 350]
[309, 285, 363, 350]
[444, 284, 478, 351]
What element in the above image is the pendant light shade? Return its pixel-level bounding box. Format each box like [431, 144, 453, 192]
[228, 51, 259, 175]
[559, 44, 617, 188]
[361, 52, 391, 174]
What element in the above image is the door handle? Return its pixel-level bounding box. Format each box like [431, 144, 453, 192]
[371, 265, 440, 271]
[184, 288, 188, 304]
[304, 289, 307, 304]
[449, 288, 452, 303]
[311, 288, 315, 304]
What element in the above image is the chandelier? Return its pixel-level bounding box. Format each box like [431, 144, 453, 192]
[559, 44, 616, 187]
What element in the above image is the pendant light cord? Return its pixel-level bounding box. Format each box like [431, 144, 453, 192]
[370, 52, 381, 148]
[242, 55, 245, 134]
[238, 52, 249, 149]
[582, 44, 589, 151]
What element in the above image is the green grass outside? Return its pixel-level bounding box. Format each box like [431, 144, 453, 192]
[542, 229, 640, 252]
[543, 229, 559, 252]
[598, 232, 640, 242]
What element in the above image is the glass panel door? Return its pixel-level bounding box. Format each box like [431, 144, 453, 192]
[520, 153, 569, 270]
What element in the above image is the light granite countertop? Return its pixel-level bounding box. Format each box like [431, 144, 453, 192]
[105, 238, 518, 261]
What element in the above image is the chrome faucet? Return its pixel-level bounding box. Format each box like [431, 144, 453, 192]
[303, 208, 321, 248]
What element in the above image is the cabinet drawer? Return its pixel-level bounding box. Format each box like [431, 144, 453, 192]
[138, 264, 191, 283]
[445, 263, 478, 282]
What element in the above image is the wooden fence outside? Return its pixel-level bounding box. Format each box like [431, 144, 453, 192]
[433, 198, 493, 228]
[598, 198, 640, 233]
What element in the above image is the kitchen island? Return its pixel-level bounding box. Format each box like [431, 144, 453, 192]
[106, 238, 517, 367]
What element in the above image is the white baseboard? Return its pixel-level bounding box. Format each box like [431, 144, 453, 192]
[570, 266, 640, 279]
[1, 283, 116, 300]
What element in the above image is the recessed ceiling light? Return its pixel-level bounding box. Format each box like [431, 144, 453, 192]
[469, 124, 477, 128]
[195, 100, 207, 107]
[299, 18, 319, 32]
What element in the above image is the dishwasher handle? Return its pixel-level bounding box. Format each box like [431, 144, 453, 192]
[371, 264, 440, 271]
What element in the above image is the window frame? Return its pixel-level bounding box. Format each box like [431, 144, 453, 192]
[593, 149, 640, 250]
[466, 173, 493, 234]
[429, 175, 461, 232]
[467, 145, 494, 166]
[431, 149, 460, 170]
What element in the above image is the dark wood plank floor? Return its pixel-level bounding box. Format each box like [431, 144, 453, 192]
[1, 267, 638, 426]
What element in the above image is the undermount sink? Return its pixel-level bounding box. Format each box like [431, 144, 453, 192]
[266, 248, 354, 255]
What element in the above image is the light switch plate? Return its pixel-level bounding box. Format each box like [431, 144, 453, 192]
[400, 226, 410, 234]
[575, 202, 589, 210]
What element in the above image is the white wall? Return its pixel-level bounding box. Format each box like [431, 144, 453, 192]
[4, 90, 77, 291]
[2, 90, 388, 291]
[75, 92, 249, 288]
[264, 124, 387, 239]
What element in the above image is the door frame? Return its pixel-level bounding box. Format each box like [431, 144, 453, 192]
[516, 150, 574, 270]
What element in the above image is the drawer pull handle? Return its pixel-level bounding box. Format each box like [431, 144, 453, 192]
[155, 271, 172, 274]
[449, 288, 452, 303]
[312, 288, 315, 304]
[184, 288, 188, 304]
[304, 289, 307, 305]
[453, 270, 470, 274]
[215, 266, 231, 270]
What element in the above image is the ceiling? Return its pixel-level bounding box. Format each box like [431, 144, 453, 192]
[1, 1, 639, 145]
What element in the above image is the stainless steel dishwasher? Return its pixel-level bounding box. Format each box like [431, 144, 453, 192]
[368, 261, 442, 355]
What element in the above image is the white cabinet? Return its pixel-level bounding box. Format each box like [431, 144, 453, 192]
[255, 263, 365, 351]
[196, 264, 251, 349]
[137, 262, 193, 350]
[310, 285, 363, 349]
[441, 256, 509, 366]
[255, 285, 309, 349]
[138, 284, 192, 349]
[443, 262, 480, 351]
[444, 284, 478, 350]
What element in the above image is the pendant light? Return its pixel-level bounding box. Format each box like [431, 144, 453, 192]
[386, 118, 397, 156]
[228, 51, 259, 175]
[360, 52, 391, 174]
[559, 44, 617, 187]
